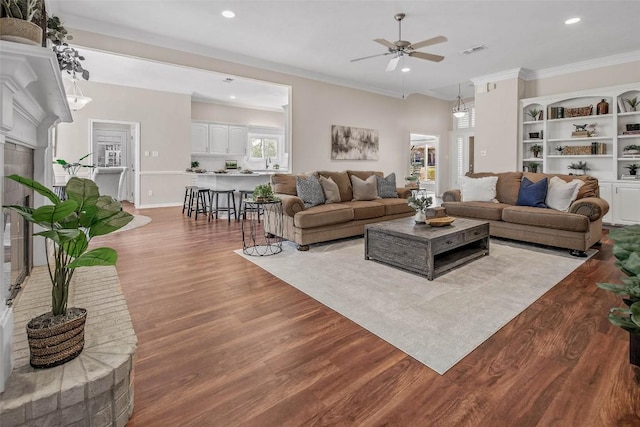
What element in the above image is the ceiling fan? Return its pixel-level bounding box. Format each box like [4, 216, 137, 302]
[351, 13, 447, 71]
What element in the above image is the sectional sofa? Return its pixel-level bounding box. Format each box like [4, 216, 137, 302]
[266, 170, 414, 250]
[441, 171, 609, 256]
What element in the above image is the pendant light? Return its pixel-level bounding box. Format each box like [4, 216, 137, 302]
[452, 84, 468, 118]
[66, 78, 92, 111]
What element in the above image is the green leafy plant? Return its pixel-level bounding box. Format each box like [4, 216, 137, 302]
[568, 161, 589, 173]
[407, 194, 432, 212]
[624, 144, 640, 151]
[526, 162, 539, 173]
[597, 225, 640, 334]
[54, 153, 94, 175]
[527, 108, 541, 121]
[45, 14, 90, 80]
[625, 97, 639, 112]
[555, 146, 564, 154]
[530, 144, 543, 157]
[191, 161, 200, 169]
[0, 0, 41, 21]
[253, 183, 274, 200]
[625, 163, 640, 175]
[3, 175, 133, 316]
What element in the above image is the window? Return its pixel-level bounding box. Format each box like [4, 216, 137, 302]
[455, 105, 476, 129]
[249, 135, 278, 160]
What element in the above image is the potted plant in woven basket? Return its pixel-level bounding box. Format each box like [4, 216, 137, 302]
[0, 0, 44, 45]
[253, 183, 274, 202]
[3, 175, 133, 368]
[596, 224, 640, 368]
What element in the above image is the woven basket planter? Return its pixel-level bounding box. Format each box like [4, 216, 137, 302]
[26, 307, 87, 369]
[0, 17, 43, 46]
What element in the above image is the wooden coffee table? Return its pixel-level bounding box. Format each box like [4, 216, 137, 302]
[364, 217, 490, 280]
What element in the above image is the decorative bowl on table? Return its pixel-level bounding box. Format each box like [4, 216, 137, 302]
[426, 216, 455, 227]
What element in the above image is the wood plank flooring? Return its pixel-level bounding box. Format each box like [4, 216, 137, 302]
[94, 205, 640, 426]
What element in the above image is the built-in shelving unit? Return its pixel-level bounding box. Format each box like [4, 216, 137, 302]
[519, 82, 640, 225]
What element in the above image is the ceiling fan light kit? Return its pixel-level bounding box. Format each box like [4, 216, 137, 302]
[350, 13, 447, 72]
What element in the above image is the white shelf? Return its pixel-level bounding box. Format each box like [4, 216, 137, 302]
[548, 136, 612, 143]
[547, 113, 612, 123]
[548, 155, 613, 159]
[523, 120, 543, 125]
[619, 134, 640, 139]
[523, 139, 545, 143]
[523, 158, 543, 162]
[618, 111, 640, 117]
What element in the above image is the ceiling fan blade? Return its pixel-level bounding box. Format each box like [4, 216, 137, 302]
[386, 56, 400, 72]
[350, 51, 392, 62]
[374, 38, 397, 50]
[408, 35, 448, 50]
[409, 51, 445, 63]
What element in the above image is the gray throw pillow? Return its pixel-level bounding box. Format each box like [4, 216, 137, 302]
[319, 175, 341, 203]
[296, 174, 325, 208]
[376, 173, 398, 198]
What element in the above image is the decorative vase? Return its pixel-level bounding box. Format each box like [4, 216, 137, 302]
[631, 333, 640, 367]
[597, 99, 609, 115]
[414, 210, 426, 223]
[0, 17, 43, 46]
[26, 307, 87, 369]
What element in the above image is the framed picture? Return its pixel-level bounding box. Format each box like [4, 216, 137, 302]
[331, 125, 379, 160]
[225, 160, 238, 169]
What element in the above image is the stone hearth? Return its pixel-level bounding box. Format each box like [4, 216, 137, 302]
[0, 266, 137, 426]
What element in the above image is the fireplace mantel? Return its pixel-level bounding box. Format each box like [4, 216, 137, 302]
[0, 41, 72, 392]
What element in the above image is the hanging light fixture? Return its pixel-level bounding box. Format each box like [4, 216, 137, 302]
[66, 78, 92, 111]
[452, 83, 468, 118]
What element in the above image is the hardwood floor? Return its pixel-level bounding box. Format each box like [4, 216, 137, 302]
[96, 205, 640, 426]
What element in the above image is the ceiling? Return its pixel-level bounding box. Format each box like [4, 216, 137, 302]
[47, 1, 640, 106]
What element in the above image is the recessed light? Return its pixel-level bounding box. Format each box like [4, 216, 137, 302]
[401, 67, 411, 73]
[565, 17, 580, 25]
[229, 95, 236, 99]
[222, 10, 235, 18]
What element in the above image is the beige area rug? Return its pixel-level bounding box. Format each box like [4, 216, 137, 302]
[112, 214, 151, 233]
[236, 238, 594, 374]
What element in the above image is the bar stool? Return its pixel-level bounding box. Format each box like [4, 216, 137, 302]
[238, 190, 262, 222]
[190, 187, 210, 220]
[182, 185, 199, 216]
[209, 189, 237, 223]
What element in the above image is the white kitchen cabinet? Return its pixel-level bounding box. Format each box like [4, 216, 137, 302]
[190, 122, 209, 154]
[191, 122, 247, 155]
[613, 182, 640, 225]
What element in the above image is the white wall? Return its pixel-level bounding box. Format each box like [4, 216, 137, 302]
[55, 81, 192, 207]
[59, 29, 452, 201]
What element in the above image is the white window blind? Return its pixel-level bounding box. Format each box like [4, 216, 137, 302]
[456, 106, 476, 129]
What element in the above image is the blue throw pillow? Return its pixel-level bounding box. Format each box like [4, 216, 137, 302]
[516, 177, 548, 208]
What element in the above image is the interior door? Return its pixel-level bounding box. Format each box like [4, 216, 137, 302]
[92, 126, 131, 201]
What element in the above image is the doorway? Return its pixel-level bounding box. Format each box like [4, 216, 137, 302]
[410, 134, 439, 198]
[89, 120, 140, 204]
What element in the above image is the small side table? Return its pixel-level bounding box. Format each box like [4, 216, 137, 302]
[241, 199, 283, 256]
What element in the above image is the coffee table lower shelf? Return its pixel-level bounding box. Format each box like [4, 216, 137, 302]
[364, 217, 490, 280]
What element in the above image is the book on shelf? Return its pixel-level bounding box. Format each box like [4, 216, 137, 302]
[618, 98, 627, 113]
[572, 131, 589, 137]
[622, 130, 640, 135]
[590, 142, 606, 154]
[547, 106, 565, 119]
[620, 174, 639, 180]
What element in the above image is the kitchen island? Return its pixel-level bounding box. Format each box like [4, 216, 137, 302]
[187, 171, 278, 191]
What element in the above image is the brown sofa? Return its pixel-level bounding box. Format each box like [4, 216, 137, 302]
[441, 172, 609, 255]
[265, 170, 414, 250]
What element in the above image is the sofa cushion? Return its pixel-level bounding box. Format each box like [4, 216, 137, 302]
[318, 171, 352, 202]
[319, 175, 341, 203]
[296, 174, 325, 208]
[468, 172, 523, 205]
[460, 176, 498, 202]
[351, 174, 379, 201]
[546, 176, 585, 211]
[375, 197, 414, 215]
[347, 170, 383, 181]
[293, 203, 354, 229]
[376, 173, 398, 198]
[502, 206, 590, 232]
[516, 177, 548, 208]
[342, 201, 386, 220]
[523, 172, 598, 199]
[270, 173, 298, 196]
[442, 201, 507, 221]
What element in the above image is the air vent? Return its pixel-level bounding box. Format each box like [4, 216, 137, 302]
[460, 45, 487, 55]
[223, 78, 234, 83]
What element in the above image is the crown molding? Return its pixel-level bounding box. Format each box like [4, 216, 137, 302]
[470, 68, 527, 87]
[524, 50, 640, 81]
